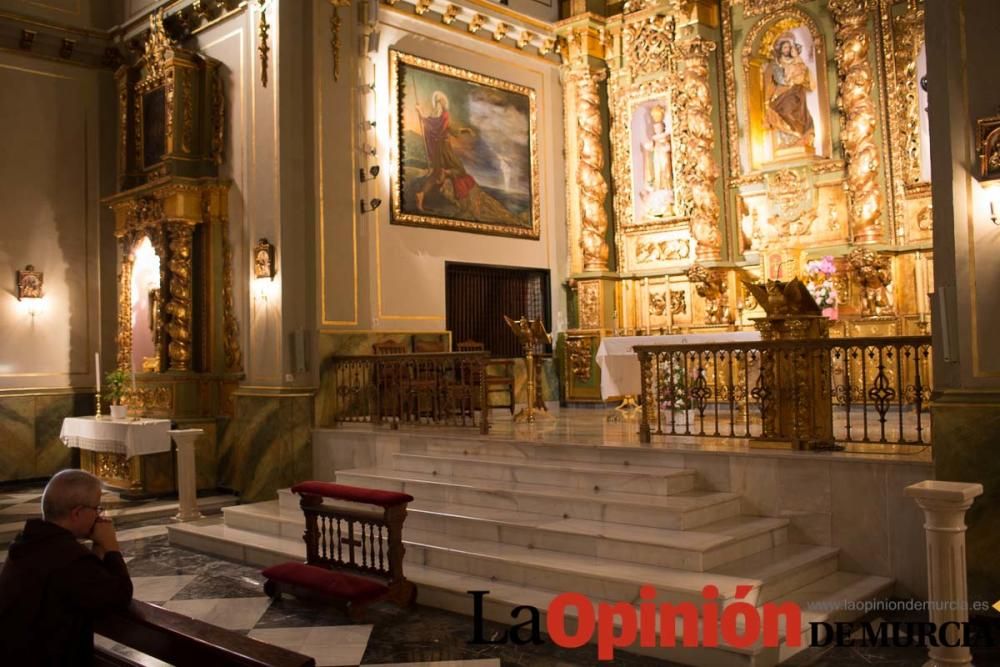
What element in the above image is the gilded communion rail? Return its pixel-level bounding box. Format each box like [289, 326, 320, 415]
[635, 335, 932, 448]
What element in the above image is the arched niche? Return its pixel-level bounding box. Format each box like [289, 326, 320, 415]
[115, 211, 169, 374]
[741, 9, 833, 169]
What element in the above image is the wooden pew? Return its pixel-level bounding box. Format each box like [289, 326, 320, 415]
[93, 599, 315, 667]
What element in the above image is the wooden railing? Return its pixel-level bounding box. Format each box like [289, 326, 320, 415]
[325, 351, 490, 434]
[94, 600, 315, 666]
[635, 335, 932, 447]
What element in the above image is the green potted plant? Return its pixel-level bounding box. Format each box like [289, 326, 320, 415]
[104, 368, 130, 420]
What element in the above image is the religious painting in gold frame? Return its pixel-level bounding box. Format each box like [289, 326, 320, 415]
[741, 9, 833, 171]
[389, 51, 540, 239]
[16, 265, 43, 299]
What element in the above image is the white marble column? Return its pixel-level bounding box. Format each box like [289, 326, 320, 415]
[171, 429, 204, 522]
[904, 480, 983, 667]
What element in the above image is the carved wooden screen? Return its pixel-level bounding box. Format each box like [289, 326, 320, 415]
[445, 263, 551, 358]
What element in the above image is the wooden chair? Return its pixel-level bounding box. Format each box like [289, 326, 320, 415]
[371, 341, 406, 421]
[455, 340, 515, 415]
[372, 340, 406, 355]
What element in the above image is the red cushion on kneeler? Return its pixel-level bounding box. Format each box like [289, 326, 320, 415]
[263, 562, 388, 603]
[291, 481, 414, 508]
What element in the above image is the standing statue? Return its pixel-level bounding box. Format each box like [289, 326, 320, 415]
[764, 37, 815, 150]
[848, 247, 894, 317]
[640, 105, 673, 218]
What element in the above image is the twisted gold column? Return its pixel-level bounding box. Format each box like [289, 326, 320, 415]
[576, 67, 610, 272]
[679, 38, 721, 261]
[831, 0, 883, 244]
[166, 222, 194, 371]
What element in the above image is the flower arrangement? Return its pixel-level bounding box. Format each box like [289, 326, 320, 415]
[805, 256, 838, 312]
[103, 369, 129, 406]
[658, 360, 690, 411]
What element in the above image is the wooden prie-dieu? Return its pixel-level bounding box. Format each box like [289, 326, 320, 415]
[262, 482, 416, 620]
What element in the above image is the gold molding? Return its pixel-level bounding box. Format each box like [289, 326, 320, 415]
[387, 50, 541, 240]
[678, 36, 721, 260]
[574, 65, 610, 271]
[257, 0, 269, 87]
[830, 0, 883, 244]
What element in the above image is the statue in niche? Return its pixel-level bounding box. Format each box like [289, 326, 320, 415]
[764, 37, 815, 150]
[632, 101, 674, 221]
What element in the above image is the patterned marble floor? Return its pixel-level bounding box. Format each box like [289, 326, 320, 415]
[1, 501, 997, 666]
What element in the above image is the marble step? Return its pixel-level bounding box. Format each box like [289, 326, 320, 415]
[0, 494, 237, 547]
[228, 498, 792, 573]
[220, 502, 834, 606]
[333, 467, 742, 531]
[401, 435, 689, 469]
[166, 518, 891, 667]
[391, 452, 697, 497]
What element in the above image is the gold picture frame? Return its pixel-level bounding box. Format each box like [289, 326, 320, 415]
[16, 264, 43, 299]
[390, 51, 540, 239]
[254, 238, 276, 279]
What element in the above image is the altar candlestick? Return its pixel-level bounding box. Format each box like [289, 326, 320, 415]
[95, 352, 101, 393]
[666, 277, 674, 332]
[131, 367, 137, 391]
[633, 279, 640, 334]
[642, 277, 649, 334]
[915, 252, 926, 316]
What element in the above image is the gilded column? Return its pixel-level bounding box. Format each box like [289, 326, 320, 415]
[678, 37, 721, 261]
[116, 253, 134, 370]
[166, 222, 195, 371]
[831, 0, 883, 244]
[576, 66, 610, 272]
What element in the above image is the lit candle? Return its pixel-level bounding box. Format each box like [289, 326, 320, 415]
[131, 366, 137, 391]
[642, 277, 649, 334]
[666, 277, 674, 332]
[95, 352, 101, 394]
[915, 252, 926, 316]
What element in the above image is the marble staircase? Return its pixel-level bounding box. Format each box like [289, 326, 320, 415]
[167, 435, 893, 666]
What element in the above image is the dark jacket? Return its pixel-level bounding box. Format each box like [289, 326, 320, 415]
[0, 519, 133, 666]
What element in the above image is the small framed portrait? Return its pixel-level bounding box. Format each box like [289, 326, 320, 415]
[254, 238, 275, 279]
[16, 265, 43, 299]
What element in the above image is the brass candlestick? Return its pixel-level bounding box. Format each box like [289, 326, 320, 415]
[95, 393, 103, 420]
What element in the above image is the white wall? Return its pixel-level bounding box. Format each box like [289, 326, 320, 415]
[315, 2, 566, 333]
[0, 51, 107, 390]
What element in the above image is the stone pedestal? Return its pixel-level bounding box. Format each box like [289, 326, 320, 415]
[171, 428, 204, 522]
[752, 314, 833, 449]
[905, 480, 984, 667]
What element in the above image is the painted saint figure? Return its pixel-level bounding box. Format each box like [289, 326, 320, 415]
[763, 38, 815, 150]
[412, 89, 527, 227]
[414, 91, 477, 212]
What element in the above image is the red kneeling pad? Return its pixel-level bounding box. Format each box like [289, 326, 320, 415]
[262, 562, 388, 603]
[290, 481, 414, 508]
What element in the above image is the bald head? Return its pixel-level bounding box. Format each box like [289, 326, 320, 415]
[42, 469, 103, 522]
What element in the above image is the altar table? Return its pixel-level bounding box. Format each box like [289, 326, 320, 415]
[60, 416, 173, 458]
[595, 332, 761, 400]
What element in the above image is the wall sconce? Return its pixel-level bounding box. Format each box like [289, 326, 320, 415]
[975, 112, 1000, 225]
[15, 264, 44, 318]
[358, 165, 380, 182]
[253, 238, 276, 279]
[359, 198, 382, 213]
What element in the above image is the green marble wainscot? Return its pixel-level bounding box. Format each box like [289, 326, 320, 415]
[0, 389, 89, 482]
[510, 357, 560, 405]
[315, 331, 451, 426]
[931, 389, 1000, 605]
[218, 390, 314, 502]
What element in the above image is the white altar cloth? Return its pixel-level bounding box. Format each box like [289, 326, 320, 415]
[60, 416, 172, 458]
[596, 332, 762, 399]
